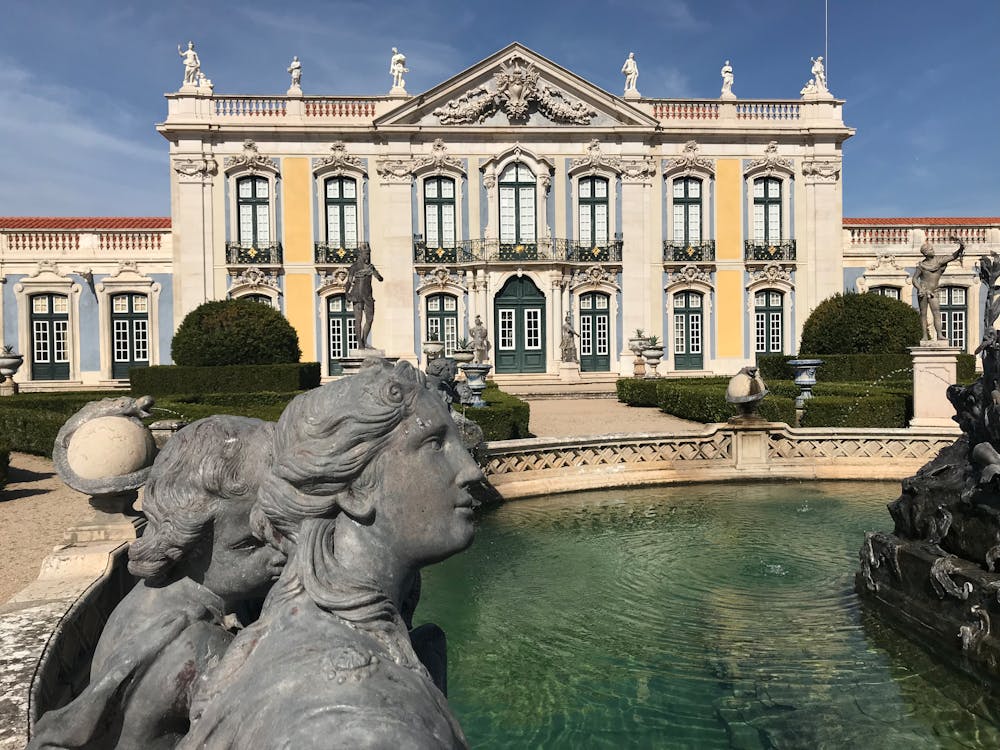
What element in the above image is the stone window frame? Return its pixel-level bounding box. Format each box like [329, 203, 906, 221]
[570, 278, 620, 367]
[412, 159, 466, 247]
[567, 161, 620, 250]
[97, 265, 161, 381]
[13, 264, 83, 383]
[745, 278, 793, 356]
[416, 270, 469, 362]
[481, 146, 554, 243]
[663, 161, 715, 248]
[664, 277, 714, 372]
[225, 160, 281, 250]
[314, 161, 369, 248]
[743, 160, 794, 247]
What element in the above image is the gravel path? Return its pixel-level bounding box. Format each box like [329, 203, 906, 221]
[0, 453, 91, 604]
[0, 399, 699, 604]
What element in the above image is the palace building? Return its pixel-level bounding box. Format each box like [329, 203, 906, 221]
[1, 43, 997, 389]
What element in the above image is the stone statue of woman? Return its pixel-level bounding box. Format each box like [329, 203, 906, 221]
[180, 359, 481, 749]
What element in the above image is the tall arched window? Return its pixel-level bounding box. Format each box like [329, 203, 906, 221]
[672, 178, 702, 245]
[754, 289, 784, 355]
[325, 177, 359, 250]
[424, 177, 456, 250]
[236, 176, 270, 247]
[111, 293, 149, 379]
[579, 176, 609, 248]
[753, 178, 782, 244]
[939, 286, 966, 350]
[499, 163, 536, 247]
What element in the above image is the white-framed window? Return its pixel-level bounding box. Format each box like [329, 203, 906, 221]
[524, 308, 542, 349]
[499, 163, 536, 245]
[579, 176, 609, 247]
[424, 177, 456, 249]
[753, 178, 782, 244]
[499, 309, 515, 350]
[871, 286, 901, 300]
[672, 178, 702, 245]
[939, 286, 967, 350]
[325, 176, 359, 249]
[754, 290, 784, 354]
[237, 176, 271, 247]
[426, 293, 458, 355]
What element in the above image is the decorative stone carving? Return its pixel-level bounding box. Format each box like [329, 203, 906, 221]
[412, 139, 464, 175]
[749, 263, 791, 284]
[417, 266, 467, 293]
[315, 142, 363, 173]
[317, 268, 350, 294]
[746, 142, 792, 177]
[570, 139, 618, 174]
[570, 265, 620, 291]
[664, 141, 714, 176]
[224, 141, 278, 174]
[930, 555, 973, 600]
[959, 605, 990, 651]
[374, 159, 413, 183]
[172, 157, 218, 182]
[432, 54, 595, 125]
[668, 264, 712, 286]
[619, 157, 656, 183]
[801, 159, 841, 184]
[231, 266, 280, 290]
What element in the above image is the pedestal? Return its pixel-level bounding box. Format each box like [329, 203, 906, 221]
[559, 362, 581, 383]
[0, 377, 18, 396]
[909, 343, 960, 428]
[623, 90, 641, 101]
[341, 350, 394, 375]
[388, 86, 408, 98]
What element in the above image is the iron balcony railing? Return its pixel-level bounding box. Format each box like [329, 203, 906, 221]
[744, 239, 796, 262]
[314, 241, 362, 264]
[412, 236, 623, 264]
[225, 241, 283, 265]
[663, 240, 716, 263]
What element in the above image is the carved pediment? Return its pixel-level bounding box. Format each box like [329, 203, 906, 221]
[375, 43, 658, 129]
[224, 140, 278, 174]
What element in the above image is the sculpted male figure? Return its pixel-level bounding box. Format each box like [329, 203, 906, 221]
[180, 360, 481, 748]
[390, 47, 408, 89]
[345, 243, 383, 349]
[720, 60, 734, 97]
[913, 235, 965, 341]
[287, 56, 302, 88]
[621, 52, 639, 92]
[810, 55, 827, 91]
[560, 312, 580, 363]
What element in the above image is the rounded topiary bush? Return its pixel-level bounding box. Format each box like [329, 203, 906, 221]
[799, 292, 922, 355]
[171, 300, 301, 366]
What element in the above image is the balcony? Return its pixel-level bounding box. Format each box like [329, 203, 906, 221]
[314, 242, 360, 265]
[744, 239, 796, 262]
[413, 236, 623, 265]
[663, 240, 716, 263]
[225, 241, 283, 266]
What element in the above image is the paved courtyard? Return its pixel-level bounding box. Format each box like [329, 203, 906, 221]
[0, 398, 697, 604]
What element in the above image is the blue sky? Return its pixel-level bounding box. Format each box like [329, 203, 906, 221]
[0, 0, 996, 218]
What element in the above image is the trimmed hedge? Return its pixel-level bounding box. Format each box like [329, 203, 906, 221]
[756, 353, 977, 384]
[0, 408, 70, 457]
[799, 292, 922, 355]
[458, 385, 531, 441]
[0, 445, 9, 489]
[616, 377, 660, 407]
[171, 299, 301, 366]
[800, 394, 908, 428]
[655, 378, 797, 425]
[131, 363, 321, 396]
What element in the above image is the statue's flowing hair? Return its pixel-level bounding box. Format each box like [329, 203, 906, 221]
[128, 415, 273, 581]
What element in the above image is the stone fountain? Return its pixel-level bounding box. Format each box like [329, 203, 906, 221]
[857, 250, 1000, 678]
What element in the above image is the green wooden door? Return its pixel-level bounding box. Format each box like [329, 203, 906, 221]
[494, 276, 546, 374]
[579, 292, 610, 372]
[672, 290, 704, 370]
[30, 293, 70, 380]
[111, 293, 149, 379]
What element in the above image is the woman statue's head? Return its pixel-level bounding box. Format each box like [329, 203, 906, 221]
[128, 415, 283, 603]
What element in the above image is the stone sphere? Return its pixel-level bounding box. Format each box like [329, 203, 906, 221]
[65, 416, 156, 480]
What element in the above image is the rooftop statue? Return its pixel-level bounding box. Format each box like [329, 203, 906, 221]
[810, 55, 827, 92]
[180, 359, 481, 748]
[178, 41, 200, 87]
[29, 415, 281, 749]
[720, 60, 734, 98]
[390, 47, 409, 91]
[621, 52, 639, 94]
[287, 55, 302, 93]
[913, 235, 965, 341]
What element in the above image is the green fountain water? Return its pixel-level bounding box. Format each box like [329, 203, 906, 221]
[417, 481, 1000, 748]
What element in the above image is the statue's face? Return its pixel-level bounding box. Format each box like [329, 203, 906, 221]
[371, 389, 483, 567]
[200, 501, 285, 603]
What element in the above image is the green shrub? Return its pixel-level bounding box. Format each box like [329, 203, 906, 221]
[131, 363, 320, 396]
[800, 393, 908, 428]
[0, 408, 68, 457]
[756, 353, 976, 385]
[171, 299, 301, 366]
[616, 378, 661, 407]
[459, 386, 531, 441]
[799, 293, 922, 355]
[653, 378, 797, 425]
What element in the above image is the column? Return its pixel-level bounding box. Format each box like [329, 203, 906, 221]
[171, 153, 218, 328]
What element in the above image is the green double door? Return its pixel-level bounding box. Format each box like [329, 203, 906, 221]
[494, 276, 546, 374]
[579, 292, 610, 372]
[673, 291, 704, 370]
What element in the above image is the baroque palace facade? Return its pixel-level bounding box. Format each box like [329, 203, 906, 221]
[1, 43, 998, 388]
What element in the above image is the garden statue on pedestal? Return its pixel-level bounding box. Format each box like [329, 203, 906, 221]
[560, 313, 580, 363]
[913, 235, 965, 342]
[345, 243, 384, 351]
[470, 314, 491, 364]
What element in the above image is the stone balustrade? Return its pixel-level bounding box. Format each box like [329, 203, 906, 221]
[844, 219, 1000, 257]
[644, 98, 842, 128]
[0, 230, 171, 259]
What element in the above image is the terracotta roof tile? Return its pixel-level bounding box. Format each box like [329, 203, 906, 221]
[843, 217, 1000, 226]
[0, 217, 170, 230]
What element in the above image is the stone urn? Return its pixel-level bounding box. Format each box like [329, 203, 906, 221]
[451, 348, 475, 364]
[628, 335, 649, 356]
[423, 339, 445, 360]
[458, 362, 492, 408]
[641, 339, 664, 377]
[787, 358, 824, 408]
[0, 346, 24, 395]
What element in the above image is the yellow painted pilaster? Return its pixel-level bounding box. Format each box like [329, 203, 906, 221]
[281, 157, 315, 359]
[715, 159, 741, 261]
[715, 269, 743, 358]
